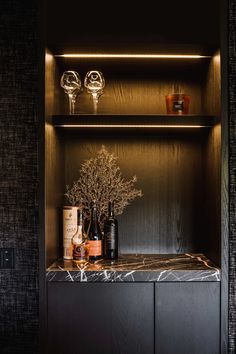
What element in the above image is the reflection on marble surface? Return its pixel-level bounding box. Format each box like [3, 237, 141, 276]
[46, 253, 220, 282]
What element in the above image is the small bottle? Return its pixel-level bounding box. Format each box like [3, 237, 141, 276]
[104, 201, 118, 260]
[87, 202, 103, 261]
[72, 209, 89, 263]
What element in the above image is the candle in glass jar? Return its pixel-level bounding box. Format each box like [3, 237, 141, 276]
[165, 93, 190, 115]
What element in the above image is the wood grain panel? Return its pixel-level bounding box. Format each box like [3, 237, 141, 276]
[202, 124, 221, 266]
[155, 282, 220, 354]
[227, 0, 236, 352]
[55, 57, 207, 115]
[110, 283, 154, 354]
[98, 78, 202, 115]
[48, 283, 111, 354]
[63, 132, 205, 254]
[47, 282, 154, 354]
[203, 51, 221, 116]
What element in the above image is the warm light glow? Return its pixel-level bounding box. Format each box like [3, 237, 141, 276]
[54, 124, 209, 128]
[55, 54, 211, 59]
[46, 52, 54, 63]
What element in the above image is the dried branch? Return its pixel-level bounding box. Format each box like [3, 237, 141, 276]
[65, 145, 143, 227]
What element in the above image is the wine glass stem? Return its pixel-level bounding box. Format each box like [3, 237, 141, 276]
[92, 93, 99, 114]
[68, 94, 76, 114]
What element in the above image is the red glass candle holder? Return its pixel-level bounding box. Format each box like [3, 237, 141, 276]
[165, 93, 190, 115]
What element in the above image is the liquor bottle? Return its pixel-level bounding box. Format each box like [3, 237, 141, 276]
[72, 209, 89, 263]
[103, 201, 118, 260]
[87, 202, 103, 261]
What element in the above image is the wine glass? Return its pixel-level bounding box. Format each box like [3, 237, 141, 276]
[60, 71, 82, 114]
[84, 70, 105, 114]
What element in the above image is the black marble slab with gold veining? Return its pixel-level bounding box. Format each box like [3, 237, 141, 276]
[46, 253, 220, 282]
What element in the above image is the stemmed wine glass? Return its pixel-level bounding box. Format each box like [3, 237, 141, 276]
[84, 71, 105, 114]
[60, 71, 82, 114]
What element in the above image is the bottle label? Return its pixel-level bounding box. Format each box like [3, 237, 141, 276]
[87, 240, 102, 256]
[72, 226, 83, 246]
[73, 243, 89, 261]
[172, 100, 184, 112]
[104, 224, 117, 249]
[105, 232, 116, 248]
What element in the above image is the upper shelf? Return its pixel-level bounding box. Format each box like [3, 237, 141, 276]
[52, 115, 215, 129]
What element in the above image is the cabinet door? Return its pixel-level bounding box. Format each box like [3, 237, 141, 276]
[155, 283, 220, 354]
[47, 282, 154, 354]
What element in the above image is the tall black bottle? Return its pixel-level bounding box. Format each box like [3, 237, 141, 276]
[104, 201, 118, 260]
[87, 202, 103, 261]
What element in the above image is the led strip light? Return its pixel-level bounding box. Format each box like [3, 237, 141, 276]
[55, 54, 211, 59]
[55, 124, 209, 128]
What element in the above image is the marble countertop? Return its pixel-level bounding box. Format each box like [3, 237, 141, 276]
[46, 253, 220, 282]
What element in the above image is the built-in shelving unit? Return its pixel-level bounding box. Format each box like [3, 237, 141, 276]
[42, 0, 227, 353]
[45, 47, 221, 266]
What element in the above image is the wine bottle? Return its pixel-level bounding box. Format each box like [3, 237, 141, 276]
[87, 202, 103, 261]
[72, 209, 89, 263]
[104, 201, 118, 260]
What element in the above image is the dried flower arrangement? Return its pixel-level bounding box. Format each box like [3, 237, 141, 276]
[65, 145, 143, 227]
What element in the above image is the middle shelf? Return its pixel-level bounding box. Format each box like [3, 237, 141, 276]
[52, 114, 215, 129]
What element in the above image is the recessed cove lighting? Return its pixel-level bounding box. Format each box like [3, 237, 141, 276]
[55, 124, 208, 128]
[54, 54, 211, 59]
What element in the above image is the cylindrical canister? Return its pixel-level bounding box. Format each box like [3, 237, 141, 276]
[63, 206, 78, 259]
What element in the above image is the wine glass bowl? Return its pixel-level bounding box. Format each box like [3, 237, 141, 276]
[60, 71, 82, 114]
[84, 70, 105, 114]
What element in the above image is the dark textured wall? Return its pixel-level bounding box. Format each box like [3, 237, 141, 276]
[0, 0, 39, 353]
[229, 0, 236, 353]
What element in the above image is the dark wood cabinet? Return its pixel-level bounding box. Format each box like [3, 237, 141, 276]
[47, 282, 154, 354]
[155, 283, 220, 354]
[47, 282, 220, 354]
